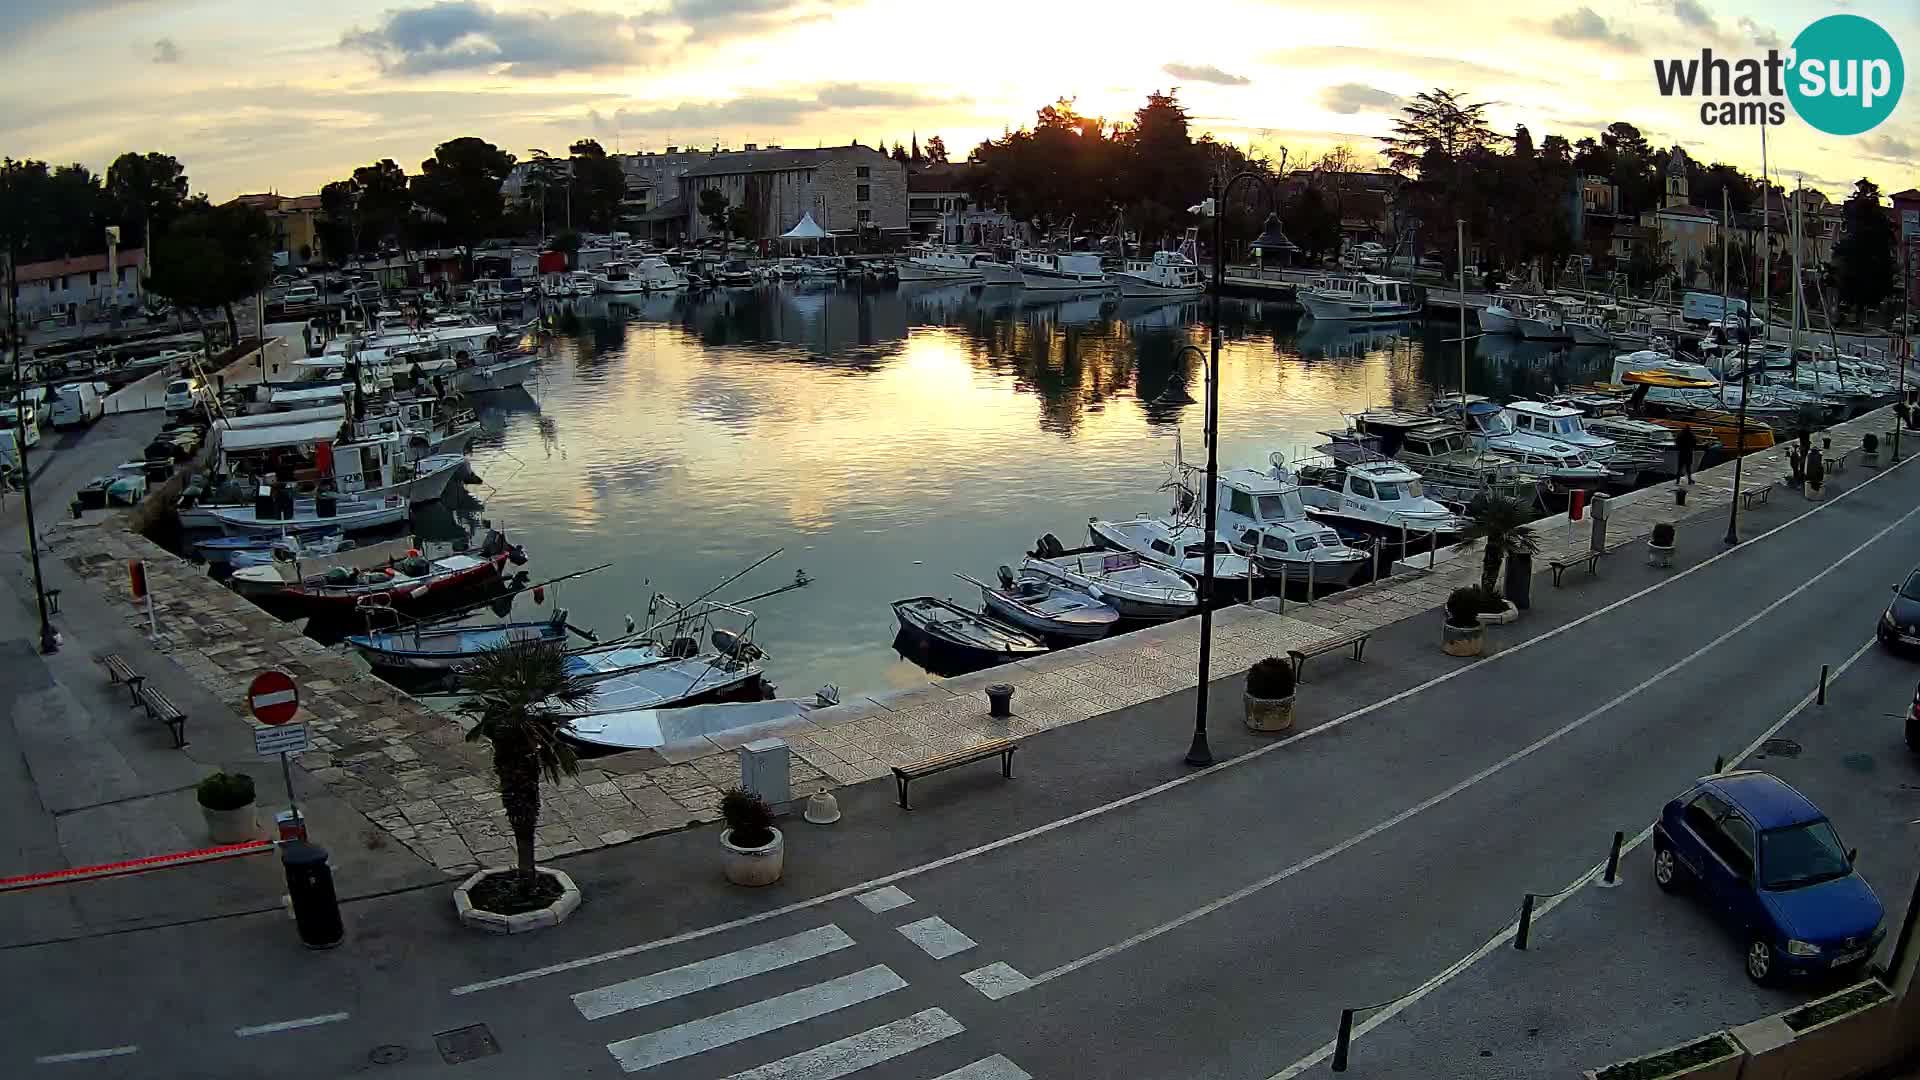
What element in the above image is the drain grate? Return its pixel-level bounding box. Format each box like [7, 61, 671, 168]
[1760, 738, 1802, 758]
[368, 1045, 408, 1065]
[1843, 752, 1876, 772]
[435, 1024, 500, 1065]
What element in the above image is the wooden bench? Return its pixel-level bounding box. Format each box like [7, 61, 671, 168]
[1741, 485, 1773, 511]
[1287, 631, 1372, 681]
[1548, 550, 1606, 586]
[136, 684, 187, 748]
[892, 739, 1015, 810]
[101, 653, 145, 705]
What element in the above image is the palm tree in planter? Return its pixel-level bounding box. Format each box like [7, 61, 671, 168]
[719, 787, 784, 886]
[1466, 491, 1537, 623]
[1647, 522, 1677, 568]
[456, 640, 596, 920]
[1243, 656, 1296, 734]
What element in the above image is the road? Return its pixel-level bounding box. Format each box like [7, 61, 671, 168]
[6, 455, 1920, 1078]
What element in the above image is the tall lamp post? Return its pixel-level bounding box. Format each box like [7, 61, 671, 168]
[1723, 263, 1755, 546]
[1187, 170, 1288, 767]
[6, 250, 59, 653]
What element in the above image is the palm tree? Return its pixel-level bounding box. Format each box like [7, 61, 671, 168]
[1467, 491, 1539, 598]
[458, 640, 596, 892]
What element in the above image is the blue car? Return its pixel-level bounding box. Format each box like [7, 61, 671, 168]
[1652, 771, 1884, 984]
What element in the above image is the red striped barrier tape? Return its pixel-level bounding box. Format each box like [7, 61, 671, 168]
[0, 840, 276, 892]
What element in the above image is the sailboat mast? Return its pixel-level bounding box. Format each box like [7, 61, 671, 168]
[1457, 218, 1467, 408]
[1760, 123, 1770, 343]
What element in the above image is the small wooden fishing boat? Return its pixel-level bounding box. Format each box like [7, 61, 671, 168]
[1024, 535, 1200, 620]
[1086, 516, 1257, 591]
[207, 494, 410, 536]
[564, 695, 830, 753]
[346, 618, 568, 673]
[228, 530, 521, 617]
[960, 568, 1119, 643]
[893, 596, 1048, 666]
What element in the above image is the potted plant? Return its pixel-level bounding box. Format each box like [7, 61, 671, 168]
[450, 640, 592, 932]
[1467, 492, 1536, 623]
[1243, 656, 1296, 734]
[1804, 452, 1826, 500]
[1443, 586, 1488, 657]
[719, 787, 784, 886]
[1648, 521, 1677, 568]
[198, 771, 258, 843]
[1862, 432, 1879, 466]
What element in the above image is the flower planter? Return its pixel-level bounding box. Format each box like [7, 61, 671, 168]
[1804, 482, 1824, 501]
[1244, 691, 1296, 734]
[1476, 600, 1518, 626]
[1648, 542, 1675, 568]
[1582, 1032, 1743, 1080]
[1442, 620, 1484, 657]
[1731, 979, 1895, 1080]
[453, 866, 581, 934]
[201, 804, 258, 844]
[721, 826, 785, 887]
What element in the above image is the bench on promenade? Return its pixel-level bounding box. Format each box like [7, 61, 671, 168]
[101, 653, 145, 705]
[136, 684, 187, 748]
[1287, 631, 1371, 682]
[1741, 485, 1772, 511]
[1548, 550, 1606, 587]
[892, 739, 1015, 810]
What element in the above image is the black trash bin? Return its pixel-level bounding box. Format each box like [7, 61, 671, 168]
[1504, 551, 1533, 611]
[281, 840, 344, 949]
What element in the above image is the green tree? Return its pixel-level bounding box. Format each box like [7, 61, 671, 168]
[568, 139, 625, 233]
[1833, 178, 1895, 324]
[143, 202, 272, 357]
[1380, 89, 1496, 175]
[352, 159, 412, 251]
[1282, 186, 1340, 264]
[1467, 491, 1538, 599]
[410, 138, 515, 265]
[698, 188, 732, 237]
[726, 203, 758, 241]
[105, 151, 188, 252]
[549, 229, 581, 260]
[1626, 236, 1675, 290]
[924, 135, 949, 165]
[458, 641, 596, 892]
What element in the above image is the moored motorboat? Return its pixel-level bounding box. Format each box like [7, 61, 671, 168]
[1292, 456, 1468, 542]
[564, 695, 831, 753]
[346, 617, 569, 673]
[207, 494, 411, 536]
[1297, 274, 1421, 321]
[892, 596, 1049, 666]
[1086, 515, 1257, 592]
[1023, 535, 1199, 620]
[961, 567, 1119, 643]
[228, 530, 522, 617]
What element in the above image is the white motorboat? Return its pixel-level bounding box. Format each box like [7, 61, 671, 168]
[558, 636, 764, 714]
[979, 260, 1023, 286]
[1433, 398, 1613, 490]
[1086, 515, 1256, 592]
[1114, 250, 1204, 299]
[1190, 465, 1370, 586]
[1291, 456, 1468, 541]
[1321, 411, 1545, 507]
[1023, 535, 1198, 620]
[898, 244, 993, 283]
[593, 261, 648, 294]
[1016, 250, 1112, 293]
[451, 352, 538, 394]
[183, 430, 466, 528]
[1503, 401, 1618, 466]
[1297, 274, 1421, 321]
[963, 567, 1119, 643]
[565, 696, 829, 753]
[1478, 293, 1537, 336]
[207, 494, 409, 536]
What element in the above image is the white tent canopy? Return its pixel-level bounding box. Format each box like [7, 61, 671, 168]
[781, 213, 831, 240]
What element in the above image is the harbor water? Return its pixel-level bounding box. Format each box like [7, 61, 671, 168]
[462, 283, 1617, 700]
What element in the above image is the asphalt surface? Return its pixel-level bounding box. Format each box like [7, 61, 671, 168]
[7, 454, 1920, 1078]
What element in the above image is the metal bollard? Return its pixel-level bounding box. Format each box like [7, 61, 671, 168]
[1514, 893, 1535, 951]
[1332, 1008, 1355, 1072]
[1600, 830, 1625, 888]
[282, 840, 343, 949]
[1818, 664, 1829, 705]
[1307, 556, 1315, 604]
[986, 683, 1014, 719]
[1714, 755, 1726, 774]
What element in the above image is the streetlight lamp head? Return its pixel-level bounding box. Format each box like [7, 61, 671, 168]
[1189, 198, 1216, 218]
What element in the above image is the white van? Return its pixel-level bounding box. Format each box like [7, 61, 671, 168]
[164, 376, 207, 415]
[49, 382, 103, 429]
[1682, 291, 1749, 325]
[0, 425, 36, 474]
[284, 283, 320, 306]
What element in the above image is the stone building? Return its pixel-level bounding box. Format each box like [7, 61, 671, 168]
[231, 193, 326, 266]
[1638, 147, 1718, 285]
[6, 249, 145, 323]
[678, 145, 907, 243]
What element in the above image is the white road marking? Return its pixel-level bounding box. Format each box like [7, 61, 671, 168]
[1264, 632, 1883, 1079]
[933, 1055, 1035, 1080]
[449, 451, 1917, 997]
[960, 962, 1032, 1000]
[719, 1007, 962, 1080]
[605, 964, 906, 1073]
[233, 1012, 350, 1038]
[854, 886, 914, 913]
[33, 1046, 139, 1064]
[896, 916, 977, 959]
[574, 925, 855, 1021]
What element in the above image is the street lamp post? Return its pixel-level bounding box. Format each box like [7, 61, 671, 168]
[6, 250, 59, 653]
[1725, 243, 1755, 546]
[1188, 170, 1285, 767]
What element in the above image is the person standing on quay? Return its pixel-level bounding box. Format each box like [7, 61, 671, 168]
[1675, 423, 1697, 485]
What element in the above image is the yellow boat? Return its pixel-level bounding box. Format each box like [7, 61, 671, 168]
[1585, 373, 1777, 452]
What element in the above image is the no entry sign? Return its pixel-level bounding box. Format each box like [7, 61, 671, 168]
[247, 670, 299, 726]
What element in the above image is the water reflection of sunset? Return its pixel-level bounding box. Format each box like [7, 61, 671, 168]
[473, 290, 1618, 698]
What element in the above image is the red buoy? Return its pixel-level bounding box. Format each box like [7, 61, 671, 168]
[533, 585, 546, 604]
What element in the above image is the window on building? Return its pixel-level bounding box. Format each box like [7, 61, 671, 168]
[856, 166, 870, 179]
[857, 209, 871, 223]
[59, 275, 68, 290]
[88, 270, 98, 286]
[857, 184, 870, 202]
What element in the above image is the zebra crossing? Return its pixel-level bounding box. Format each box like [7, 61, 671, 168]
[569, 889, 1033, 1078]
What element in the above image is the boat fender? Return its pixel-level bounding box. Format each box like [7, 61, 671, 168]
[532, 585, 545, 604]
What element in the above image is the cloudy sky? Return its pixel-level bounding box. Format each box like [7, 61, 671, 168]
[2, 0, 1912, 201]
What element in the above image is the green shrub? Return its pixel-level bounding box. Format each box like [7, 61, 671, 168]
[1593, 1034, 1737, 1079]
[1446, 587, 1488, 628]
[1652, 522, 1676, 547]
[1246, 656, 1295, 699]
[1863, 433, 1879, 454]
[720, 787, 775, 848]
[196, 771, 255, 811]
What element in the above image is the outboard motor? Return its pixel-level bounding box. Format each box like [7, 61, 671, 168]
[996, 565, 1017, 591]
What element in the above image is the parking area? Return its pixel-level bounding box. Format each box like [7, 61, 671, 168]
[1337, 637, 1920, 1078]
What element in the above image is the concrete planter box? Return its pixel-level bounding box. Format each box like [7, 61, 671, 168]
[453, 867, 582, 934]
[1244, 692, 1295, 734]
[1804, 482, 1825, 500]
[1442, 620, 1484, 657]
[1582, 1032, 1743, 1080]
[721, 826, 785, 887]
[1477, 600, 1519, 626]
[1732, 978, 1896, 1080]
[201, 804, 258, 844]
[1647, 542, 1675, 568]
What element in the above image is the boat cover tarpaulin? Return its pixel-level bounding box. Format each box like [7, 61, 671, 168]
[219, 418, 343, 453]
